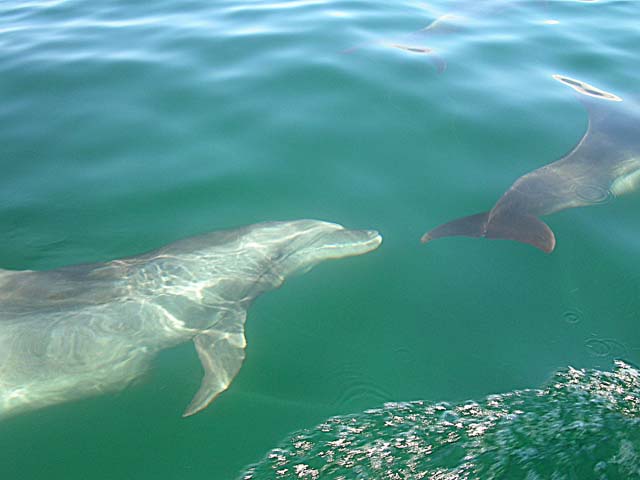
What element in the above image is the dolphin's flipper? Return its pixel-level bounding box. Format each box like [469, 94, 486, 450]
[421, 212, 556, 253]
[183, 311, 248, 417]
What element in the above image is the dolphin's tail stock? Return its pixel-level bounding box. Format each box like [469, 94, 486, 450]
[421, 211, 556, 253]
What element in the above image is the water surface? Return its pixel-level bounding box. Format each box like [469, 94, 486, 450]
[1, 0, 639, 478]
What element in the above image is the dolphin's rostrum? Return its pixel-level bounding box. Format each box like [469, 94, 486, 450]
[422, 75, 640, 252]
[0, 220, 382, 419]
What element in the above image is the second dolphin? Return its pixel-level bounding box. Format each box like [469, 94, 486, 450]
[422, 75, 640, 253]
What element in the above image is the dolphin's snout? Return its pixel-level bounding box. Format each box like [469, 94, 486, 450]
[334, 228, 382, 256]
[362, 230, 383, 249]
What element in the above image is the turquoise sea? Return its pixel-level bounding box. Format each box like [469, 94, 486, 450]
[1, 0, 639, 479]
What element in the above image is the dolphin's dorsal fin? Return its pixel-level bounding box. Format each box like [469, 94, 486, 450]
[421, 13, 466, 34]
[182, 310, 248, 417]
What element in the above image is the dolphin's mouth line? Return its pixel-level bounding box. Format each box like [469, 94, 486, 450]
[251, 230, 381, 287]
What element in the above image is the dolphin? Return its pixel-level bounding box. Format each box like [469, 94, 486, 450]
[0, 220, 381, 420]
[343, 0, 546, 73]
[421, 75, 640, 253]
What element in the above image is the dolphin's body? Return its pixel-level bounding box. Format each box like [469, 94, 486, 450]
[0, 220, 381, 419]
[422, 75, 640, 252]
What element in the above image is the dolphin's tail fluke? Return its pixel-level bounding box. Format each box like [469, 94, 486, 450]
[421, 211, 556, 253]
[421, 212, 490, 243]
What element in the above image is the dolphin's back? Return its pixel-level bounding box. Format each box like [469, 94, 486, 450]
[0, 231, 263, 418]
[514, 98, 640, 214]
[0, 263, 129, 315]
[0, 269, 185, 419]
[0, 303, 157, 418]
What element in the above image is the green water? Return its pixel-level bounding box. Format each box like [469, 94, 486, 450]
[0, 0, 639, 479]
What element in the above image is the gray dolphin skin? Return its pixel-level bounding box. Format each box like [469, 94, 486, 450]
[0, 220, 382, 420]
[422, 75, 640, 253]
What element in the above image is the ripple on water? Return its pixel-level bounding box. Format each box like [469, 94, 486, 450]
[574, 183, 614, 205]
[329, 362, 393, 411]
[562, 308, 583, 324]
[585, 336, 629, 359]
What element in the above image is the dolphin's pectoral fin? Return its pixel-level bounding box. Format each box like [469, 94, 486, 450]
[421, 212, 490, 243]
[421, 211, 556, 253]
[182, 316, 248, 417]
[485, 213, 556, 253]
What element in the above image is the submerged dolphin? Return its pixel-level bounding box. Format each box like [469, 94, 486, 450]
[344, 0, 547, 73]
[422, 75, 640, 252]
[0, 220, 381, 419]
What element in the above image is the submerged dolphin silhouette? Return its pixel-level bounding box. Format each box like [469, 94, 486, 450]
[422, 75, 640, 252]
[343, 0, 545, 73]
[0, 220, 381, 419]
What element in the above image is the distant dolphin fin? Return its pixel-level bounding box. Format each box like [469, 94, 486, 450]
[182, 311, 248, 417]
[420, 13, 465, 34]
[421, 212, 556, 253]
